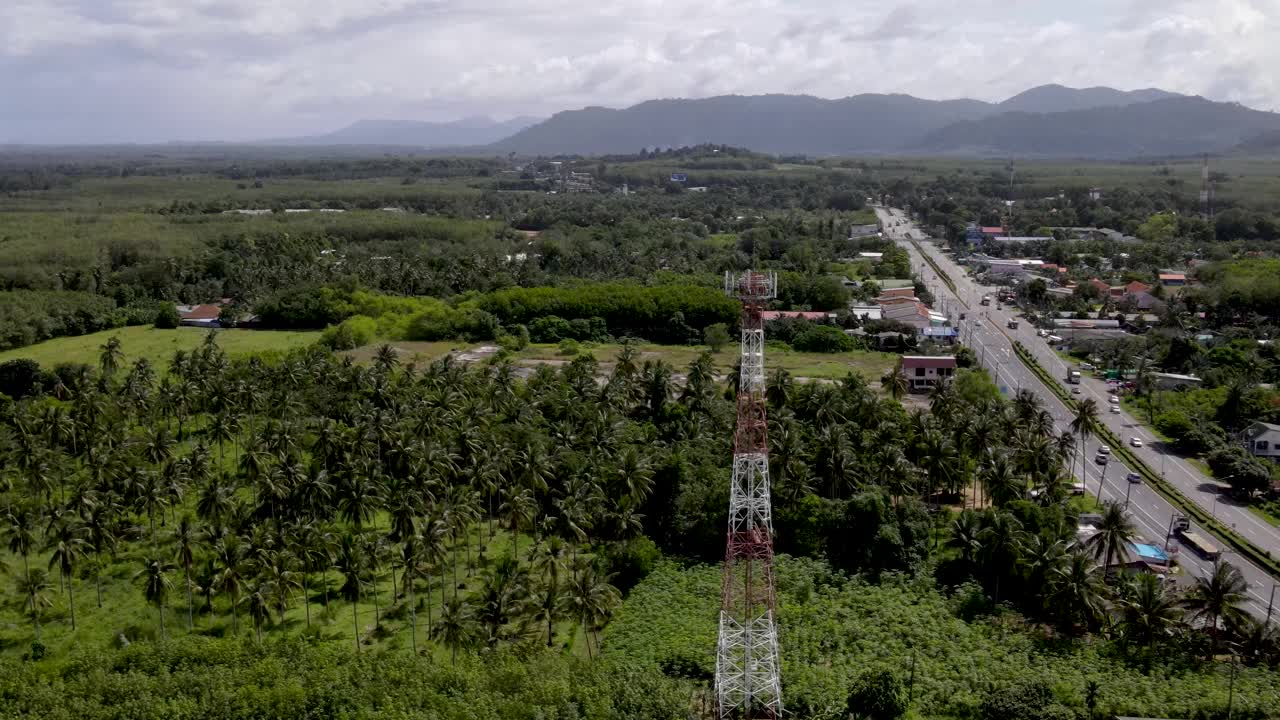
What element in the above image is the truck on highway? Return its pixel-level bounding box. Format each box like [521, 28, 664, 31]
[980, 295, 991, 306]
[1172, 516, 1221, 560]
[1066, 370, 1081, 384]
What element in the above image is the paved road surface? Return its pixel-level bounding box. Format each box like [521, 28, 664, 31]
[875, 206, 1278, 620]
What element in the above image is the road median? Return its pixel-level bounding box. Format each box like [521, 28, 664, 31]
[909, 239, 957, 295]
[1010, 340, 1280, 579]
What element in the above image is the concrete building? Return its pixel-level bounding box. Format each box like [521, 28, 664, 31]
[901, 356, 957, 391]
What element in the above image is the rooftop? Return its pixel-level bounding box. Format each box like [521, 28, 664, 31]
[901, 355, 957, 369]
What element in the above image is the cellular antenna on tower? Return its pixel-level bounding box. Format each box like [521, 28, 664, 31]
[716, 271, 782, 720]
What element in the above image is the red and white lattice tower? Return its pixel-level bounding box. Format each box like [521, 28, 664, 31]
[716, 270, 782, 719]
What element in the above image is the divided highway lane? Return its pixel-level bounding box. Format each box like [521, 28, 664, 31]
[875, 207, 1276, 620]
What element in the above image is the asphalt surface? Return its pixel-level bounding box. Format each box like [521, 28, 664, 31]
[875, 206, 1278, 620]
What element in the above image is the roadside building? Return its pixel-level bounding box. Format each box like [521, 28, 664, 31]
[176, 303, 224, 328]
[900, 355, 957, 391]
[761, 311, 836, 322]
[1151, 372, 1202, 390]
[1241, 421, 1280, 460]
[848, 224, 881, 238]
[848, 305, 882, 322]
[1158, 272, 1187, 287]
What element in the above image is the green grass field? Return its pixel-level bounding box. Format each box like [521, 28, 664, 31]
[0, 326, 320, 369]
[516, 342, 898, 382]
[345, 340, 898, 382]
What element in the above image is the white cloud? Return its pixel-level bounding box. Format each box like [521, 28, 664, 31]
[1, 0, 1278, 142]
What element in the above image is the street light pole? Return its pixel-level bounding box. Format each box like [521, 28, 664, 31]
[1267, 583, 1277, 626]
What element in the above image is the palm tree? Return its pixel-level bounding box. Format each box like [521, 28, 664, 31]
[373, 343, 400, 374]
[1119, 573, 1182, 651]
[137, 555, 176, 639]
[566, 561, 621, 658]
[45, 518, 88, 630]
[5, 507, 38, 577]
[334, 532, 364, 652]
[948, 510, 983, 567]
[433, 596, 478, 667]
[1182, 561, 1251, 654]
[16, 569, 54, 639]
[1070, 398, 1099, 495]
[1086, 501, 1135, 575]
[99, 336, 124, 380]
[979, 511, 1025, 602]
[172, 514, 200, 631]
[1051, 549, 1105, 633]
[881, 361, 909, 401]
[243, 583, 272, 643]
[215, 537, 247, 636]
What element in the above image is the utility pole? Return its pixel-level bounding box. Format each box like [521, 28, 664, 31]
[1267, 583, 1277, 626]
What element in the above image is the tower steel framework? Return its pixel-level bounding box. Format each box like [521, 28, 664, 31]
[715, 271, 782, 719]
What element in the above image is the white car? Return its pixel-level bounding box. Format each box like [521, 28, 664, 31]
[1072, 387, 1082, 394]
[1109, 395, 1120, 405]
[1130, 437, 1143, 448]
[1098, 446, 1111, 455]
[1109, 405, 1121, 414]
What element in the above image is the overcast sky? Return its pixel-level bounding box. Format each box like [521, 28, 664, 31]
[1, 0, 1276, 143]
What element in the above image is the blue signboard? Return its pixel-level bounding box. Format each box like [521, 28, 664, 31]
[670, 173, 688, 183]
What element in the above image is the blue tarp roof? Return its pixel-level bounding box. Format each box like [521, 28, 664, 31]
[922, 327, 957, 337]
[1131, 542, 1168, 561]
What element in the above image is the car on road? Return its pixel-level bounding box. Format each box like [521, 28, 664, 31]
[1126, 472, 1141, 484]
[1036, 329, 1048, 337]
[1109, 405, 1121, 414]
[1109, 395, 1120, 405]
[1130, 437, 1143, 448]
[959, 312, 966, 320]
[1098, 446, 1111, 455]
[1095, 454, 1109, 465]
[1072, 387, 1081, 394]
[1070, 482, 1086, 495]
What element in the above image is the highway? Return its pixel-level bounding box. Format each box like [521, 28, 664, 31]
[875, 206, 1278, 620]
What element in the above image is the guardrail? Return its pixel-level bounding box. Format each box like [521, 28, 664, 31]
[1010, 340, 1280, 578]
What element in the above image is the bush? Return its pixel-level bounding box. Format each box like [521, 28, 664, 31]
[604, 537, 662, 593]
[703, 323, 732, 352]
[153, 304, 181, 329]
[557, 339, 580, 356]
[980, 680, 1058, 720]
[846, 668, 907, 720]
[791, 324, 855, 353]
[321, 315, 377, 350]
[530, 315, 573, 343]
[406, 307, 499, 342]
[0, 359, 44, 399]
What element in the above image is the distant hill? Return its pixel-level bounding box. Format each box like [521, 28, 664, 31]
[998, 84, 1183, 114]
[912, 97, 1280, 158]
[489, 94, 995, 156]
[480, 87, 1280, 159]
[273, 116, 541, 148]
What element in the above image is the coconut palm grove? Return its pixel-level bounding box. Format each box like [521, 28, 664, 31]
[1, 148, 1279, 719]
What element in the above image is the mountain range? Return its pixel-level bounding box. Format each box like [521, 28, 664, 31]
[268, 115, 542, 147]
[275, 84, 1280, 158]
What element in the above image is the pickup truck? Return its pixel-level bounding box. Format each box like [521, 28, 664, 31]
[980, 295, 991, 306]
